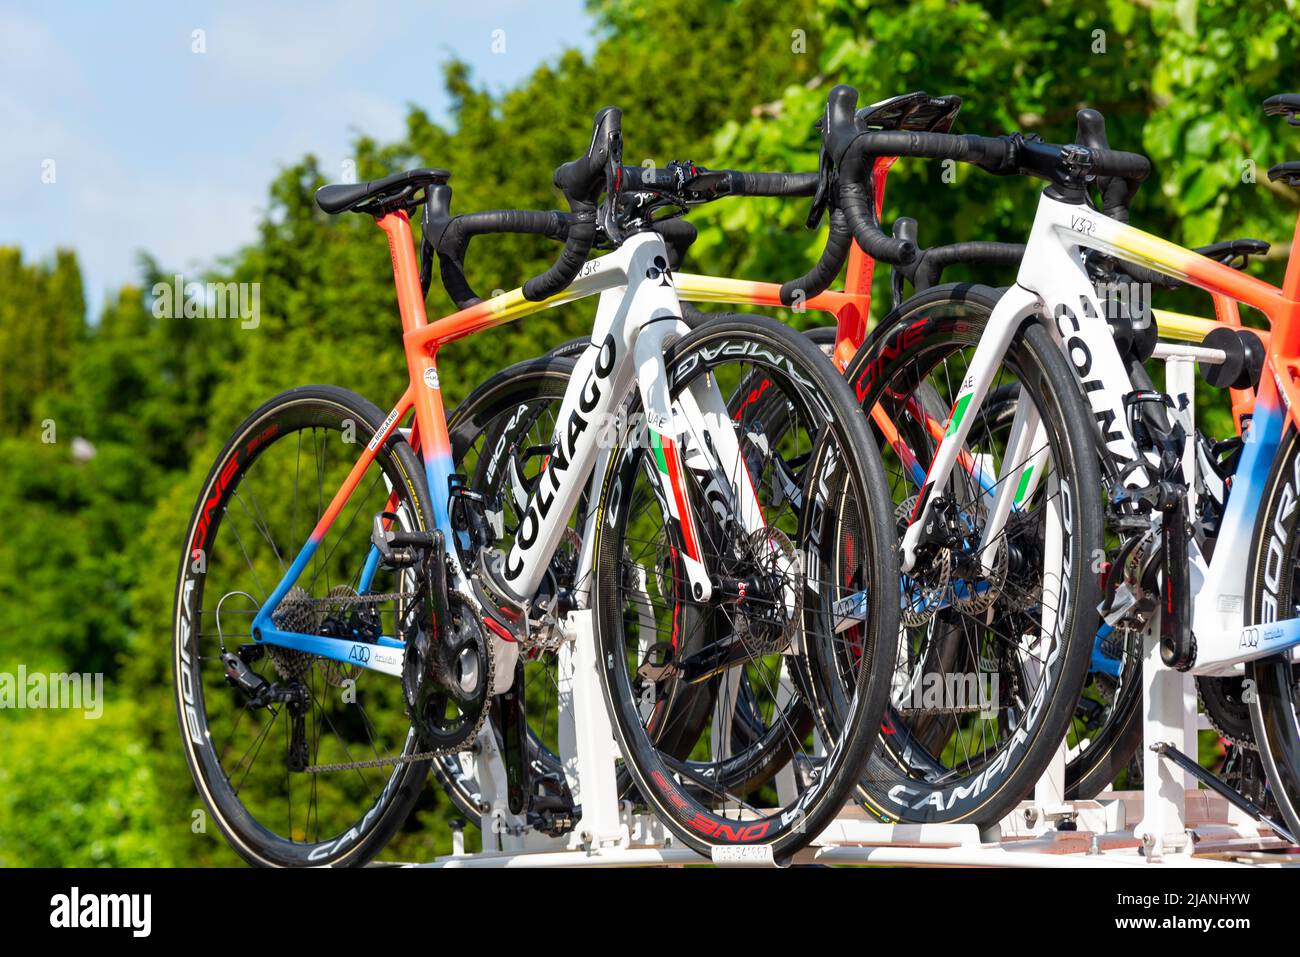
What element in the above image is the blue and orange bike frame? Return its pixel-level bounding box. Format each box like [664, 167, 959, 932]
[243, 213, 813, 675]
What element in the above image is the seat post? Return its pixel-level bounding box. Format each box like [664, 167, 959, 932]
[1284, 211, 1300, 303]
[377, 210, 429, 335]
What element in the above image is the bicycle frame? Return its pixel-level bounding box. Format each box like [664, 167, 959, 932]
[246, 212, 781, 676]
[888, 188, 1300, 675]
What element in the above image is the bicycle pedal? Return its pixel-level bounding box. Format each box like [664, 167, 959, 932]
[1108, 480, 1184, 515]
[529, 774, 577, 837]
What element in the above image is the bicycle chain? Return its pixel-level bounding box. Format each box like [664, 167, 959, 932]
[304, 748, 449, 774]
[305, 668, 493, 774]
[1196, 677, 1256, 749]
[275, 589, 493, 773]
[303, 687, 493, 774]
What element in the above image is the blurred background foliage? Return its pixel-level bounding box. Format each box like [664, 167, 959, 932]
[0, 0, 1296, 865]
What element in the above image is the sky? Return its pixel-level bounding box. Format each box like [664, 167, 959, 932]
[0, 1, 595, 318]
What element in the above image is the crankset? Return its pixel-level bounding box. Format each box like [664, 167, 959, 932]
[402, 531, 494, 754]
[1110, 389, 1195, 670]
[496, 659, 529, 815]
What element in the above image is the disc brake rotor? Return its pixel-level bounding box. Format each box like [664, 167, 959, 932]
[731, 526, 803, 655]
[896, 495, 951, 626]
[951, 525, 1008, 615]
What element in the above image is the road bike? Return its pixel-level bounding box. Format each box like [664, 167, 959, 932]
[171, 107, 900, 864]
[430, 88, 1274, 827]
[827, 86, 1300, 839]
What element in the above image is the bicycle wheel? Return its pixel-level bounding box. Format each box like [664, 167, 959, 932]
[764, 314, 1132, 798]
[1244, 422, 1300, 841]
[845, 283, 1102, 827]
[173, 385, 432, 866]
[592, 315, 899, 860]
[977, 379, 1143, 801]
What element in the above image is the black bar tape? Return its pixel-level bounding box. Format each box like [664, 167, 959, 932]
[912, 241, 1025, 291]
[523, 203, 597, 302]
[434, 209, 570, 310]
[839, 180, 917, 265]
[617, 166, 818, 197]
[780, 207, 851, 304]
[1088, 148, 1151, 182]
[729, 170, 819, 197]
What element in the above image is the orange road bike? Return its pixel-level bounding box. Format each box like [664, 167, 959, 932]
[172, 107, 901, 865]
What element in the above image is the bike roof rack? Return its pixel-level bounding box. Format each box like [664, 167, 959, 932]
[381, 349, 1298, 869]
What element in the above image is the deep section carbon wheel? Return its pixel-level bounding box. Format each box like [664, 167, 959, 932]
[593, 315, 899, 861]
[173, 385, 432, 866]
[844, 284, 1102, 828]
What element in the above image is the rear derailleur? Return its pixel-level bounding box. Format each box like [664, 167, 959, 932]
[221, 645, 312, 771]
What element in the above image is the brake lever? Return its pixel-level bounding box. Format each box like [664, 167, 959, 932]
[419, 183, 453, 298]
[596, 125, 626, 244]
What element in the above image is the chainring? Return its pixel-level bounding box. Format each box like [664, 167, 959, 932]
[403, 593, 493, 754]
[1196, 675, 1256, 749]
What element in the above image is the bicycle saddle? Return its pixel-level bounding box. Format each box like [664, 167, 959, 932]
[855, 91, 962, 134]
[316, 168, 451, 215]
[1264, 93, 1300, 126]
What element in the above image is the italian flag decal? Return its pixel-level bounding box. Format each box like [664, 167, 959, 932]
[650, 430, 700, 561]
[945, 394, 972, 437]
